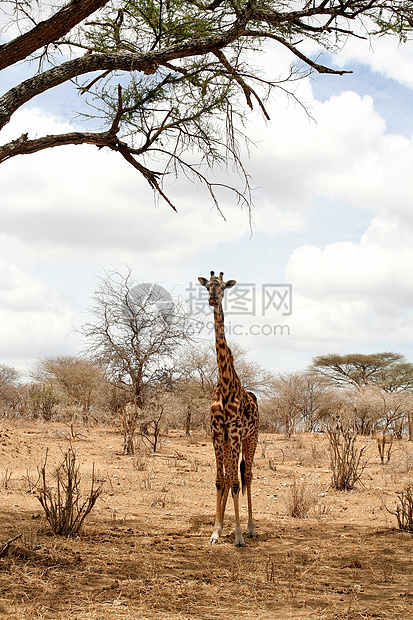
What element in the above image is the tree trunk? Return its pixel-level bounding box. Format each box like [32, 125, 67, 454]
[185, 408, 191, 436]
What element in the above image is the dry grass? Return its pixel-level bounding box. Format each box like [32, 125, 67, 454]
[1, 423, 413, 619]
[284, 476, 321, 518]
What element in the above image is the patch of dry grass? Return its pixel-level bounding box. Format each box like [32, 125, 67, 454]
[1, 425, 413, 619]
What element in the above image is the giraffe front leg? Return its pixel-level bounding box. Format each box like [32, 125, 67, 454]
[219, 440, 231, 525]
[210, 481, 224, 543]
[210, 435, 225, 544]
[220, 481, 230, 524]
[226, 425, 245, 547]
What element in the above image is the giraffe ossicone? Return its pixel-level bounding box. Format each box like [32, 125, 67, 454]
[198, 271, 259, 547]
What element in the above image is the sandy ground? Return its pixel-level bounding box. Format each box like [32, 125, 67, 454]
[0, 420, 413, 619]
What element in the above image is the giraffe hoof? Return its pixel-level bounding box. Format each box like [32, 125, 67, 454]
[235, 541, 246, 548]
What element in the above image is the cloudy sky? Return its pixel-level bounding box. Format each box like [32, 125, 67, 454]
[1, 25, 413, 379]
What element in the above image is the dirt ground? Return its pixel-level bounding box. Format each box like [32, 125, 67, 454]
[0, 421, 412, 619]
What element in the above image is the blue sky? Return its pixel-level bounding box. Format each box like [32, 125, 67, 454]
[1, 30, 413, 378]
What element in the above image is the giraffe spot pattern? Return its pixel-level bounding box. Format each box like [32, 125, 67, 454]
[198, 272, 259, 545]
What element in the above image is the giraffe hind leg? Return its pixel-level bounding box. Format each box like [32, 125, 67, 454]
[220, 440, 231, 524]
[220, 439, 245, 546]
[243, 430, 258, 538]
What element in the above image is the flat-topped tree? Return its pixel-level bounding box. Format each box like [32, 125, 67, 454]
[312, 352, 413, 392]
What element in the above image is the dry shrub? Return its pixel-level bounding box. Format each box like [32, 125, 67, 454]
[388, 482, 413, 532]
[133, 442, 149, 471]
[1, 468, 12, 490]
[134, 455, 148, 471]
[284, 476, 319, 518]
[326, 417, 367, 491]
[29, 447, 104, 535]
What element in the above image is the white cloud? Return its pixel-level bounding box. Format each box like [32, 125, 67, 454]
[0, 262, 74, 361]
[0, 109, 254, 264]
[285, 211, 413, 352]
[332, 32, 413, 90]
[247, 89, 389, 210]
[2, 43, 413, 370]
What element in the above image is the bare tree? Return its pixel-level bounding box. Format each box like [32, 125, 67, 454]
[0, 364, 20, 414]
[175, 340, 271, 433]
[261, 370, 333, 436]
[365, 388, 411, 463]
[1, 2, 413, 208]
[79, 268, 193, 450]
[33, 356, 105, 422]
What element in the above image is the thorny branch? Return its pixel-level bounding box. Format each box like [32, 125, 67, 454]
[0, 0, 412, 209]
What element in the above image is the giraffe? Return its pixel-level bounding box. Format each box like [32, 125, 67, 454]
[198, 271, 259, 547]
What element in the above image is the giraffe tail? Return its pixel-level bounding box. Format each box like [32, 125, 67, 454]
[240, 458, 246, 495]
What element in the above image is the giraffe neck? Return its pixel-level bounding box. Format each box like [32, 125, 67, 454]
[213, 304, 239, 393]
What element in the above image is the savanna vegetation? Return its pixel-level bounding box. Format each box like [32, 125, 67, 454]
[2, 270, 413, 618]
[3, 271, 413, 463]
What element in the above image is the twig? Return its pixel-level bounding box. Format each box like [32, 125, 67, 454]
[0, 534, 23, 558]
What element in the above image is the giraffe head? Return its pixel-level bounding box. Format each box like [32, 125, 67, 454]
[198, 271, 236, 307]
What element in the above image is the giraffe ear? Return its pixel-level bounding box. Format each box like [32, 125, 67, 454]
[198, 277, 208, 287]
[225, 280, 236, 289]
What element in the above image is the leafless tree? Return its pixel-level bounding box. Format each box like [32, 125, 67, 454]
[174, 340, 271, 433]
[362, 387, 412, 463]
[79, 267, 193, 448]
[261, 370, 334, 436]
[33, 356, 105, 422]
[0, 364, 20, 414]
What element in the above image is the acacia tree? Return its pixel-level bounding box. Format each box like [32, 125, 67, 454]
[313, 352, 413, 446]
[1, 1, 413, 209]
[312, 353, 413, 392]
